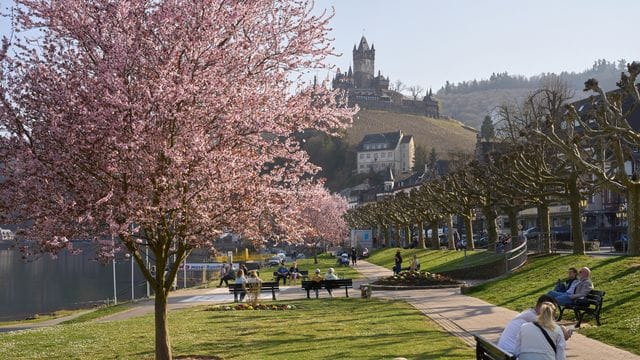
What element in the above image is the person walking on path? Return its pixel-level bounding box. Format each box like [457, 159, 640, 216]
[515, 301, 567, 359]
[394, 250, 403, 274]
[350, 247, 358, 266]
[218, 263, 235, 287]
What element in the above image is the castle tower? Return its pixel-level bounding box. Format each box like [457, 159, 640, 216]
[353, 36, 375, 88]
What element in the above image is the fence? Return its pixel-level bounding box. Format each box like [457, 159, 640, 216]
[504, 239, 528, 273]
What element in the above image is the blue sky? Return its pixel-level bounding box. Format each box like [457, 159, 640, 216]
[2, 1, 639, 90]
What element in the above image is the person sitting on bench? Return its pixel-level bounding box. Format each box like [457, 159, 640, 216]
[515, 301, 567, 359]
[275, 263, 289, 286]
[549, 267, 593, 306]
[324, 267, 339, 298]
[498, 295, 571, 355]
[549, 267, 578, 293]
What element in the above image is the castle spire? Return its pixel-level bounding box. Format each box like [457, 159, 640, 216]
[348, 66, 352, 76]
[358, 36, 369, 51]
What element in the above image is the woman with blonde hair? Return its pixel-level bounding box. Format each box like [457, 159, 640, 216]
[514, 301, 566, 359]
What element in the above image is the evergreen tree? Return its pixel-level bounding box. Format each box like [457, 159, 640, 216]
[480, 115, 495, 140]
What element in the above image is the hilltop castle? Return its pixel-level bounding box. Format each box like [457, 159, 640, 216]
[332, 36, 440, 118]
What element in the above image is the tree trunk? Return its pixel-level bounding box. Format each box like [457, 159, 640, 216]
[465, 213, 475, 251]
[154, 288, 172, 360]
[508, 208, 519, 245]
[538, 202, 551, 254]
[430, 222, 439, 250]
[382, 224, 389, 248]
[447, 214, 455, 250]
[568, 173, 585, 255]
[483, 205, 498, 252]
[313, 241, 318, 264]
[628, 184, 640, 256]
[395, 223, 401, 247]
[418, 221, 426, 249]
[405, 225, 411, 248]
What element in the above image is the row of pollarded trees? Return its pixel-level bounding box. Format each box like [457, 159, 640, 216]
[346, 63, 640, 257]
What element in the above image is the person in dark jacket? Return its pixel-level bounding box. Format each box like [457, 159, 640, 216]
[394, 250, 403, 274]
[350, 247, 358, 266]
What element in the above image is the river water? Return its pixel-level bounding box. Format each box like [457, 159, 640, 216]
[0, 242, 148, 321]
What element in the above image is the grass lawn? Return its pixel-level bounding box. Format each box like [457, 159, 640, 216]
[61, 303, 134, 324]
[0, 309, 80, 326]
[0, 298, 474, 359]
[467, 254, 640, 355]
[367, 248, 502, 274]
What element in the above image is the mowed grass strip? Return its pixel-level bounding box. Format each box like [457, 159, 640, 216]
[468, 254, 640, 355]
[367, 248, 502, 273]
[0, 298, 473, 359]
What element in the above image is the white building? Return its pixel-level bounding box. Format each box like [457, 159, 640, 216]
[356, 130, 415, 174]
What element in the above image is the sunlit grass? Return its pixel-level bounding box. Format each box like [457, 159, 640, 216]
[0, 298, 473, 359]
[468, 254, 640, 355]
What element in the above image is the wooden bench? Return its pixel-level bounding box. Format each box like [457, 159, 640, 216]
[301, 279, 353, 299]
[558, 289, 605, 327]
[228, 281, 279, 302]
[474, 334, 516, 360]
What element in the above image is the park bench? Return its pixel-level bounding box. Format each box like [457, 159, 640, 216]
[557, 289, 605, 327]
[474, 334, 516, 360]
[301, 279, 353, 299]
[228, 281, 279, 302]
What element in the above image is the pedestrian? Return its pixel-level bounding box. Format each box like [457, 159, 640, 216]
[394, 250, 403, 274]
[218, 263, 232, 287]
[350, 247, 358, 266]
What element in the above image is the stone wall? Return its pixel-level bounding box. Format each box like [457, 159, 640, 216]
[351, 98, 440, 118]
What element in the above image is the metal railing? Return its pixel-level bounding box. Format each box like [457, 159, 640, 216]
[505, 239, 528, 273]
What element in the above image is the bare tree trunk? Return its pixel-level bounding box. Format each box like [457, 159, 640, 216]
[313, 240, 319, 264]
[538, 203, 551, 254]
[483, 205, 498, 252]
[418, 221, 426, 249]
[447, 214, 455, 250]
[568, 173, 585, 255]
[395, 223, 401, 247]
[431, 222, 439, 250]
[383, 224, 390, 248]
[154, 288, 172, 360]
[628, 184, 640, 256]
[508, 208, 519, 244]
[465, 214, 475, 250]
[405, 225, 411, 248]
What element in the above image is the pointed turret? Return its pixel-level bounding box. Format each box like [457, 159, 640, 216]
[357, 36, 370, 51]
[348, 66, 352, 76]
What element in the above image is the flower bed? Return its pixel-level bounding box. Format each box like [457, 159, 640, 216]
[206, 303, 297, 311]
[372, 271, 461, 286]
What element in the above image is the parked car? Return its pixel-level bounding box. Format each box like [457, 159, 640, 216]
[266, 256, 283, 266]
[474, 236, 488, 249]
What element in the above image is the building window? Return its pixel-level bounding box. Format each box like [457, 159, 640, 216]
[381, 153, 386, 158]
[359, 154, 364, 159]
[359, 164, 364, 169]
[388, 152, 393, 157]
[366, 153, 371, 159]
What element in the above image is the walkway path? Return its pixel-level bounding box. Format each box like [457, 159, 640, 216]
[356, 260, 639, 360]
[0, 309, 94, 333]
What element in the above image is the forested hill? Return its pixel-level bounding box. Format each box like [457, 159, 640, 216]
[436, 59, 628, 129]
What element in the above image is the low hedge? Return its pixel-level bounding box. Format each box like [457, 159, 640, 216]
[553, 241, 600, 251]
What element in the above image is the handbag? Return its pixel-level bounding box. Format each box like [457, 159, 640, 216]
[533, 322, 557, 354]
